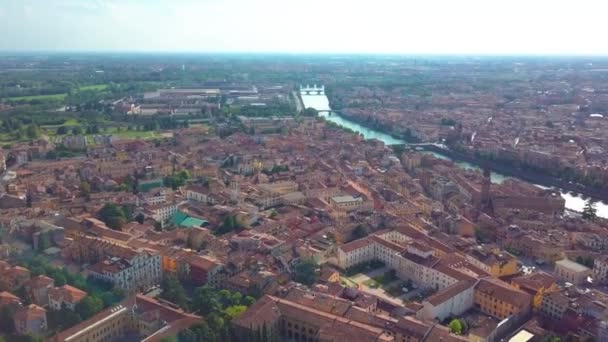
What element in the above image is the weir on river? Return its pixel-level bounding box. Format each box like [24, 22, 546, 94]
[300, 89, 608, 218]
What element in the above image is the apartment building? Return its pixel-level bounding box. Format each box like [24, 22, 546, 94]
[147, 202, 181, 223]
[336, 238, 374, 269]
[474, 278, 532, 320]
[14, 304, 47, 335]
[49, 285, 88, 311]
[79, 240, 162, 293]
[185, 184, 215, 204]
[554, 259, 591, 286]
[24, 275, 55, 306]
[511, 272, 557, 312]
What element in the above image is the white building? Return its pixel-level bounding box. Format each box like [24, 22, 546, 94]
[186, 184, 214, 205]
[417, 280, 476, 321]
[337, 238, 374, 269]
[147, 202, 181, 223]
[140, 188, 167, 206]
[88, 251, 162, 293]
[330, 195, 365, 211]
[336, 230, 488, 296]
[48, 285, 87, 311]
[555, 259, 591, 285]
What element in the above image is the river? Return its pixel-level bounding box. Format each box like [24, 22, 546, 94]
[300, 91, 608, 218]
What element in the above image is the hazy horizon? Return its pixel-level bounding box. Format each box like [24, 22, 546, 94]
[1, 0, 607, 55]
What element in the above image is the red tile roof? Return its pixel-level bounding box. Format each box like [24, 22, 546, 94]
[14, 304, 46, 321]
[339, 237, 372, 253]
[49, 285, 87, 304]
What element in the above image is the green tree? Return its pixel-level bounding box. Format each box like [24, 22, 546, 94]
[186, 322, 216, 342]
[26, 123, 41, 139]
[301, 107, 319, 117]
[76, 295, 103, 320]
[135, 213, 145, 224]
[37, 232, 51, 251]
[98, 203, 129, 230]
[294, 259, 318, 286]
[206, 312, 225, 331]
[178, 169, 190, 181]
[178, 328, 198, 342]
[192, 286, 221, 315]
[223, 305, 247, 319]
[541, 335, 561, 342]
[449, 318, 462, 335]
[352, 225, 369, 240]
[161, 274, 188, 310]
[53, 273, 67, 286]
[582, 200, 597, 221]
[48, 306, 82, 331]
[268, 208, 278, 219]
[71, 126, 83, 135]
[242, 296, 256, 307]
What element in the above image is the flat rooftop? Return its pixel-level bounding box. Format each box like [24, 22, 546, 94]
[555, 259, 590, 273]
[331, 195, 363, 204]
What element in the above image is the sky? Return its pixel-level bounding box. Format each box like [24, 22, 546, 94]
[0, 0, 607, 55]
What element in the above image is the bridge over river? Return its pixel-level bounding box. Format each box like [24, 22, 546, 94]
[300, 85, 325, 95]
[299, 85, 608, 218]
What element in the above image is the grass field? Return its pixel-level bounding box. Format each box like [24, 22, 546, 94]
[5, 84, 109, 102]
[6, 93, 68, 101]
[41, 118, 82, 130]
[79, 84, 109, 91]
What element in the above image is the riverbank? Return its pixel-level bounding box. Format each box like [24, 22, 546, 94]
[332, 110, 421, 143]
[332, 110, 608, 203]
[421, 144, 608, 203]
[302, 92, 608, 217]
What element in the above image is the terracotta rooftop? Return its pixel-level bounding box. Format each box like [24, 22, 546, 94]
[51, 294, 202, 342]
[49, 285, 87, 304]
[512, 272, 557, 293]
[475, 278, 532, 309]
[426, 279, 476, 306]
[339, 237, 372, 253]
[0, 291, 21, 306]
[14, 304, 46, 321]
[27, 274, 55, 288]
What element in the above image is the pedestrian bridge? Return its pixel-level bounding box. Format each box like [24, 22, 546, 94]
[300, 84, 325, 95]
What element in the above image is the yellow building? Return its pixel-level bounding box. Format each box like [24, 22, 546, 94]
[468, 246, 519, 277]
[511, 272, 557, 312]
[474, 278, 531, 320]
